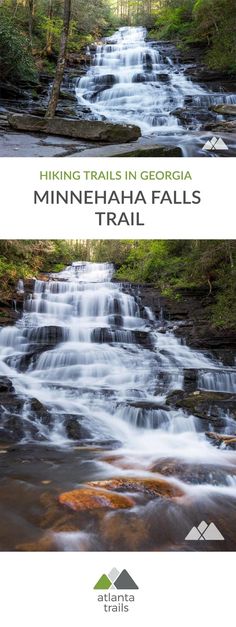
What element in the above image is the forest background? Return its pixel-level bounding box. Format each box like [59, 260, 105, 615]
[0, 239, 235, 329]
[0, 0, 236, 91]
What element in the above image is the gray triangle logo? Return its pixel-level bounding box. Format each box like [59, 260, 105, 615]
[185, 526, 201, 540]
[114, 569, 138, 589]
[94, 568, 138, 590]
[203, 136, 228, 151]
[203, 522, 224, 541]
[185, 521, 224, 541]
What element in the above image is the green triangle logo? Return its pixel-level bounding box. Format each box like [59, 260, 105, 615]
[94, 574, 112, 590]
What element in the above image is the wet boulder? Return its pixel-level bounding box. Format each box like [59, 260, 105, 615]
[170, 107, 191, 126]
[209, 104, 236, 116]
[58, 487, 135, 511]
[30, 398, 52, 426]
[91, 327, 113, 343]
[133, 330, 153, 349]
[150, 458, 236, 485]
[0, 377, 14, 394]
[203, 120, 236, 132]
[166, 389, 236, 421]
[63, 415, 90, 440]
[206, 432, 236, 450]
[0, 386, 53, 442]
[0, 397, 24, 417]
[92, 74, 116, 87]
[183, 369, 198, 393]
[0, 415, 25, 442]
[184, 67, 230, 82]
[132, 72, 158, 83]
[132, 73, 147, 83]
[0, 412, 48, 443]
[88, 477, 184, 499]
[108, 314, 123, 327]
[5, 345, 53, 372]
[156, 73, 170, 82]
[8, 114, 141, 144]
[128, 400, 170, 411]
[142, 53, 153, 70]
[24, 325, 67, 346]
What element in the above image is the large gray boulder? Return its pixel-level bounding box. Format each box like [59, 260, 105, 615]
[7, 113, 141, 143]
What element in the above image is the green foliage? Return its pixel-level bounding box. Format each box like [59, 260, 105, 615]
[0, 240, 89, 298]
[0, 12, 37, 82]
[0, 240, 235, 330]
[113, 240, 236, 329]
[92, 240, 133, 266]
[1, 0, 235, 77]
[0, 0, 116, 80]
[151, 0, 236, 72]
[150, 2, 193, 40]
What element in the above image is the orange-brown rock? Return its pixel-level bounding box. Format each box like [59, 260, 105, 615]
[88, 477, 184, 499]
[58, 487, 135, 512]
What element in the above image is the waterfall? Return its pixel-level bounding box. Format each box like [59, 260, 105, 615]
[0, 261, 236, 550]
[76, 26, 236, 137]
[0, 260, 235, 445]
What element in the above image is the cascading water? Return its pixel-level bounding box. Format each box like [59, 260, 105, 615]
[0, 261, 236, 551]
[76, 26, 236, 156]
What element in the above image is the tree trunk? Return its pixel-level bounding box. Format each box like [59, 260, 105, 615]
[45, 0, 71, 119]
[46, 0, 54, 56]
[28, 0, 34, 43]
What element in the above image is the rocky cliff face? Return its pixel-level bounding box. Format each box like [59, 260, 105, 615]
[136, 283, 236, 366]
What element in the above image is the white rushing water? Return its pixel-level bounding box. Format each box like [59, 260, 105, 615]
[0, 261, 235, 480]
[1, 261, 236, 550]
[76, 26, 236, 138]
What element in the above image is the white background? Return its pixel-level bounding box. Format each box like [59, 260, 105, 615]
[0, 552, 234, 626]
[0, 155, 235, 626]
[0, 156, 235, 238]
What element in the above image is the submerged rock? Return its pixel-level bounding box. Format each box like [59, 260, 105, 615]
[150, 458, 236, 484]
[58, 487, 135, 511]
[7, 114, 141, 143]
[101, 511, 150, 551]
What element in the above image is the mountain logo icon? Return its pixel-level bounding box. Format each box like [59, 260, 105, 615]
[185, 521, 224, 541]
[94, 568, 138, 590]
[202, 136, 228, 151]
